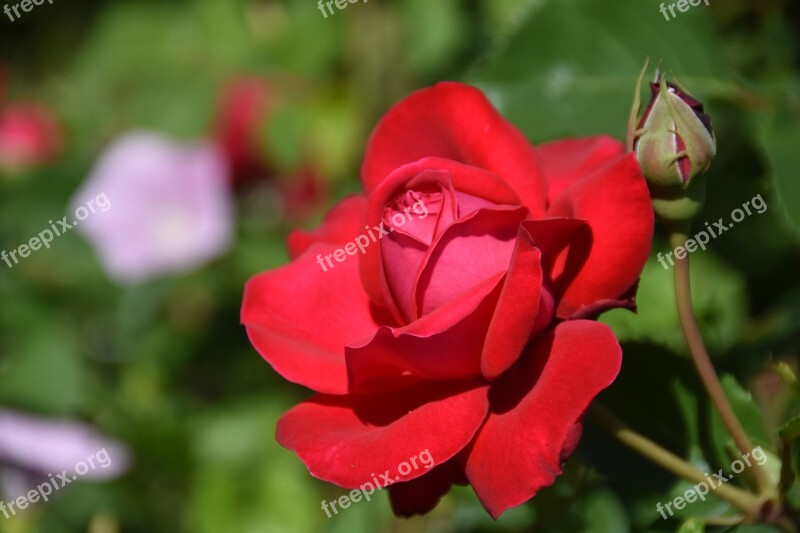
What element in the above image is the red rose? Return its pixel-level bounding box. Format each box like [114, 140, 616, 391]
[242, 82, 653, 517]
[0, 102, 61, 174]
[214, 77, 272, 184]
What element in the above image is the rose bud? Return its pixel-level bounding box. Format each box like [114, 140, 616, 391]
[632, 74, 715, 187]
[627, 65, 715, 224]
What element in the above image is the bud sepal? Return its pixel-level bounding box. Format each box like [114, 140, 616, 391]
[628, 62, 716, 224]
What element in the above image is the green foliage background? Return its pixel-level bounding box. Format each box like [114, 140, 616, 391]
[0, 0, 798, 531]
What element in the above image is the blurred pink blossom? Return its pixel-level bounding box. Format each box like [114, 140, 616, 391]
[0, 410, 129, 479]
[72, 132, 235, 284]
[0, 409, 129, 499]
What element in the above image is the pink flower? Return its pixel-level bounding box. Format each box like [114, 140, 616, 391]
[72, 132, 235, 284]
[0, 409, 129, 500]
[0, 410, 129, 479]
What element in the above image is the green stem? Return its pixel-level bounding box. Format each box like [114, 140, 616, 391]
[590, 404, 764, 517]
[669, 231, 774, 496]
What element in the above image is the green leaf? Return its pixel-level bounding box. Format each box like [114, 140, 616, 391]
[451, 484, 536, 530]
[0, 322, 89, 415]
[469, 0, 738, 143]
[187, 400, 327, 533]
[61, 1, 253, 148]
[758, 103, 800, 235]
[779, 415, 800, 509]
[401, 0, 468, 75]
[575, 487, 630, 533]
[773, 362, 800, 395]
[707, 375, 772, 477]
[779, 415, 800, 443]
[581, 345, 734, 528]
[677, 517, 705, 533]
[600, 251, 748, 357]
[254, 0, 342, 75]
[657, 383, 734, 523]
[266, 104, 309, 172]
[732, 526, 785, 533]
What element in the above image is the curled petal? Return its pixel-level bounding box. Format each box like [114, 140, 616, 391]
[538, 138, 653, 318]
[242, 243, 379, 394]
[388, 459, 467, 517]
[287, 195, 367, 259]
[362, 82, 546, 216]
[463, 321, 622, 518]
[346, 273, 503, 393]
[276, 381, 490, 488]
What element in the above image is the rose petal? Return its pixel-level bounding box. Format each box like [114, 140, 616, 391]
[276, 380, 490, 488]
[241, 243, 380, 394]
[360, 157, 520, 313]
[521, 218, 591, 304]
[380, 189, 508, 323]
[537, 136, 626, 204]
[538, 140, 653, 317]
[416, 206, 526, 318]
[481, 225, 551, 380]
[362, 83, 546, 216]
[388, 459, 467, 517]
[346, 273, 504, 393]
[287, 195, 367, 259]
[379, 175, 458, 321]
[384, 188, 452, 247]
[463, 321, 622, 518]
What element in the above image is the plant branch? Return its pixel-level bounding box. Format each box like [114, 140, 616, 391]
[590, 403, 764, 517]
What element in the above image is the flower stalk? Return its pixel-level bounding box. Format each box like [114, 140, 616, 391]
[669, 230, 774, 497]
[622, 61, 789, 527]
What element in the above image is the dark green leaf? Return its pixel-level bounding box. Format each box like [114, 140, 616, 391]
[469, 0, 738, 142]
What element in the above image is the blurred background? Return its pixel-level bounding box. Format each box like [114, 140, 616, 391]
[0, 0, 798, 531]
